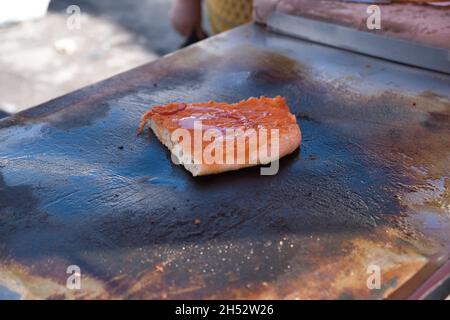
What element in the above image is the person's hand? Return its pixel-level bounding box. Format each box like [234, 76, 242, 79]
[170, 0, 206, 39]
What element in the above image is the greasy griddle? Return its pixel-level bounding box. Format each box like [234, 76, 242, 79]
[0, 25, 449, 299]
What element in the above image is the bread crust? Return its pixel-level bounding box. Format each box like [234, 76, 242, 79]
[149, 118, 301, 176]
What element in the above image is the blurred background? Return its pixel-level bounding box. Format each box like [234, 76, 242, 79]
[2, 0, 448, 117]
[0, 0, 195, 115]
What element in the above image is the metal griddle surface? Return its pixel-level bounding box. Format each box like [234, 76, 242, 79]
[1, 25, 449, 299]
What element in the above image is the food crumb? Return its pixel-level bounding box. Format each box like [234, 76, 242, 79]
[194, 218, 201, 225]
[155, 264, 164, 273]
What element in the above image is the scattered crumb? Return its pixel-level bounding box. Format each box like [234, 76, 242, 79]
[296, 112, 311, 120]
[54, 38, 77, 55]
[194, 218, 201, 225]
[155, 264, 164, 273]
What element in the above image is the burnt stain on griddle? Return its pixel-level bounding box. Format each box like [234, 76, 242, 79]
[48, 101, 111, 130]
[220, 46, 308, 82]
[421, 111, 450, 132]
[0, 173, 44, 227]
[0, 173, 49, 255]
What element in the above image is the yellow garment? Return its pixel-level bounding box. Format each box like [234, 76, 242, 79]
[206, 0, 253, 34]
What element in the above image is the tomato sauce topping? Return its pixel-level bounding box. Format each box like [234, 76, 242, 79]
[138, 96, 297, 135]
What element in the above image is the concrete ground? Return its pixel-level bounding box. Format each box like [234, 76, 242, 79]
[0, 0, 184, 114]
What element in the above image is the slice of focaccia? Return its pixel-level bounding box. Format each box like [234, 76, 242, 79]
[138, 96, 301, 176]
